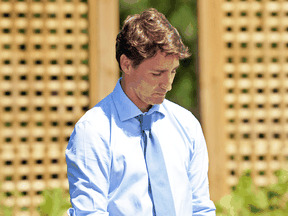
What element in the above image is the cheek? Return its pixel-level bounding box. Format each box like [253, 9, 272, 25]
[139, 79, 158, 94]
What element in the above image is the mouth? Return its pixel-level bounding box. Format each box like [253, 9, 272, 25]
[154, 93, 166, 97]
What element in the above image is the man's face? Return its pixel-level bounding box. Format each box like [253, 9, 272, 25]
[126, 50, 179, 111]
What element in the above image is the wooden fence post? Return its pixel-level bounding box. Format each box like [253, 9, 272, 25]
[198, 0, 227, 201]
[88, 0, 119, 108]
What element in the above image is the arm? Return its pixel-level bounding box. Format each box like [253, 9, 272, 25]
[188, 120, 216, 216]
[65, 120, 111, 216]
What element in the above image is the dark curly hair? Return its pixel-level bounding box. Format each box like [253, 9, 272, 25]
[116, 8, 191, 71]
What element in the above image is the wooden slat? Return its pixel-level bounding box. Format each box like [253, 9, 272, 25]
[197, 0, 227, 201]
[88, 0, 119, 108]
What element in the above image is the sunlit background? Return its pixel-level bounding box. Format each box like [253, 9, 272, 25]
[0, 0, 288, 215]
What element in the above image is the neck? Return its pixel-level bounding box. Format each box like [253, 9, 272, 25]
[120, 77, 151, 113]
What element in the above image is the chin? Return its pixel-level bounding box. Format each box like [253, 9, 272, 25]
[140, 94, 165, 107]
[150, 98, 165, 105]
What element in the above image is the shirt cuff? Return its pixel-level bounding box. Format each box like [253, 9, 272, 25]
[67, 208, 109, 216]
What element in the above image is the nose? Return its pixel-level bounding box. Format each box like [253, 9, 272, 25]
[159, 72, 173, 92]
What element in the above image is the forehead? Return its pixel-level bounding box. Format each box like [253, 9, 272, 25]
[140, 50, 179, 70]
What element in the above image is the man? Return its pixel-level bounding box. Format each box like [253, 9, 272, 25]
[66, 8, 216, 216]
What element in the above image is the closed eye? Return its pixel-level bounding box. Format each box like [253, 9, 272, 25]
[152, 73, 161, 76]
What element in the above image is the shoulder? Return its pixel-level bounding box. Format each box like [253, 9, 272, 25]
[162, 100, 206, 154]
[161, 100, 205, 154]
[67, 94, 115, 157]
[162, 99, 200, 129]
[74, 93, 114, 139]
[67, 95, 115, 161]
[78, 93, 113, 124]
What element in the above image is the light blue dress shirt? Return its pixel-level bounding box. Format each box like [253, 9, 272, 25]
[66, 78, 216, 216]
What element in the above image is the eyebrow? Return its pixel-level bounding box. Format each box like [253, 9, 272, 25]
[154, 65, 180, 73]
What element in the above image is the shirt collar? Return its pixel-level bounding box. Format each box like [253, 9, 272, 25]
[112, 78, 165, 122]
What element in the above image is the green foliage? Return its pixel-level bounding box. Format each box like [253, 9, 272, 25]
[0, 185, 71, 215]
[0, 204, 13, 216]
[169, 4, 197, 42]
[215, 169, 288, 216]
[0, 185, 13, 216]
[0, 201, 12, 215]
[37, 188, 71, 216]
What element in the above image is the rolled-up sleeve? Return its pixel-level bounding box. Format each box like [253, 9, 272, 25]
[188, 120, 216, 216]
[65, 120, 111, 216]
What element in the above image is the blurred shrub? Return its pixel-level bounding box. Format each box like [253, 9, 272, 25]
[0, 184, 13, 216]
[216, 169, 288, 216]
[0, 186, 71, 216]
[37, 188, 71, 216]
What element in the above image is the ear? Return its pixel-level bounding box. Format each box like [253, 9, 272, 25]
[120, 54, 133, 75]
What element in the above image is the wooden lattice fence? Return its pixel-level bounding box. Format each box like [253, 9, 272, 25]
[0, 0, 89, 215]
[0, 0, 119, 215]
[199, 0, 288, 201]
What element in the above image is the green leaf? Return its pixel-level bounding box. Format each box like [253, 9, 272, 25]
[215, 202, 225, 214]
[38, 188, 71, 216]
[218, 194, 232, 210]
[230, 194, 245, 215]
[275, 170, 288, 183]
[169, 5, 197, 41]
[255, 190, 269, 209]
